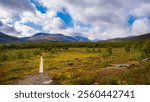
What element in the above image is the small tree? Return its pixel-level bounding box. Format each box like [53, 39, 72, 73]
[100, 48, 112, 68]
[140, 40, 150, 59]
[142, 40, 150, 54]
[0, 54, 8, 61]
[134, 40, 150, 60]
[16, 51, 24, 59]
[132, 41, 143, 51]
[86, 47, 90, 52]
[106, 47, 112, 54]
[92, 46, 95, 52]
[98, 47, 101, 52]
[125, 45, 131, 52]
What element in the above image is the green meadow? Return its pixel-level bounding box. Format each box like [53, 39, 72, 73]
[0, 41, 150, 85]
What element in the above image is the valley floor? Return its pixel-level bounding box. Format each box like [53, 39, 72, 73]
[0, 48, 150, 85]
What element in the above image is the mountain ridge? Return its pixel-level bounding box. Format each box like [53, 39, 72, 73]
[104, 33, 150, 42]
[0, 32, 21, 43]
[0, 32, 90, 43]
[0, 32, 150, 44]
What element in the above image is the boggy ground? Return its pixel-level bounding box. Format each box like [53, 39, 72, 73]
[0, 48, 150, 85]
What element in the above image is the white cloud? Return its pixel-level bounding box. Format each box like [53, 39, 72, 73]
[132, 2, 150, 17]
[0, 17, 20, 36]
[37, 0, 150, 40]
[0, 0, 150, 40]
[0, 0, 36, 18]
[132, 18, 150, 35]
[43, 17, 66, 32]
[0, 0, 37, 36]
[14, 22, 36, 37]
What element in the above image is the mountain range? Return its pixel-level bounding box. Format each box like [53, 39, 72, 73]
[0, 32, 21, 43]
[0, 32, 90, 44]
[0, 32, 150, 44]
[105, 33, 150, 42]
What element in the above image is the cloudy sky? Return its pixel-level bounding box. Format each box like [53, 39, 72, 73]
[0, 0, 150, 40]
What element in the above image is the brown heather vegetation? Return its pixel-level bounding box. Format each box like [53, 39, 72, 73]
[0, 41, 150, 85]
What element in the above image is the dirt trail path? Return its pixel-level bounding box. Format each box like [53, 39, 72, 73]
[14, 56, 54, 85]
[39, 56, 43, 73]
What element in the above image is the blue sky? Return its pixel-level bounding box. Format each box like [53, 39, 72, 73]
[0, 0, 150, 40]
[57, 8, 74, 27]
[29, 0, 75, 31]
[30, 0, 47, 14]
[128, 16, 136, 25]
[24, 22, 43, 31]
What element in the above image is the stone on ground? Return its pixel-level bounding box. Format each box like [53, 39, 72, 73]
[15, 73, 54, 85]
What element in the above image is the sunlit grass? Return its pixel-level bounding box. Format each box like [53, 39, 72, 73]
[0, 47, 150, 84]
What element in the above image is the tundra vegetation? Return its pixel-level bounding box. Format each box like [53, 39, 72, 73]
[0, 40, 150, 85]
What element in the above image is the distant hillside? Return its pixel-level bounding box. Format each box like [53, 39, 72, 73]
[0, 32, 20, 43]
[1, 31, 149, 44]
[71, 36, 90, 42]
[106, 33, 150, 42]
[25, 33, 78, 42]
[0, 32, 90, 44]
